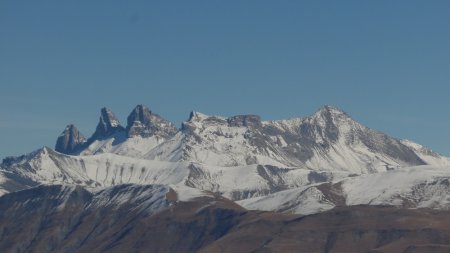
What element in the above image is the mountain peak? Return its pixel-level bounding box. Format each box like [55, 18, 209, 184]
[100, 107, 121, 128]
[55, 124, 86, 154]
[187, 111, 210, 122]
[309, 105, 351, 125]
[91, 107, 125, 140]
[126, 104, 177, 138]
[127, 105, 152, 123]
[315, 105, 347, 116]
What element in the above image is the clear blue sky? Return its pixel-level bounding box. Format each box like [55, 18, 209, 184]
[1, 1, 450, 158]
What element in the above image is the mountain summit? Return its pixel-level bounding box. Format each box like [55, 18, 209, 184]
[91, 107, 125, 140]
[126, 104, 177, 138]
[55, 124, 86, 154]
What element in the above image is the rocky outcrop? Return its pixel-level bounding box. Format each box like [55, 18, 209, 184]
[90, 107, 125, 140]
[55, 124, 86, 154]
[227, 115, 262, 128]
[126, 105, 177, 138]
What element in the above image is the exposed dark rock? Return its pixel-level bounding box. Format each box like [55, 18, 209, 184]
[91, 107, 125, 140]
[357, 129, 426, 166]
[55, 124, 86, 154]
[54, 108, 125, 154]
[308, 171, 331, 184]
[126, 105, 177, 138]
[227, 115, 262, 128]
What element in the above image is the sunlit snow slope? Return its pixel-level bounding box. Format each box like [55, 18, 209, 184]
[1, 105, 450, 215]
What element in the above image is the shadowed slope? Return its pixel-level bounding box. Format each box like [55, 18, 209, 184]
[1, 185, 450, 253]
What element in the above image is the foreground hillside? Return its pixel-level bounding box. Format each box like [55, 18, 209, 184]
[1, 185, 450, 253]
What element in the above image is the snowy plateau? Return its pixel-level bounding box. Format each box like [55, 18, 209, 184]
[1, 104, 450, 252]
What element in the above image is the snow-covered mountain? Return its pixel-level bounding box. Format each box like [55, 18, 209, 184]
[54, 105, 449, 171]
[145, 106, 446, 173]
[1, 104, 450, 216]
[0, 146, 344, 200]
[55, 105, 178, 157]
[2, 145, 450, 215]
[238, 165, 450, 215]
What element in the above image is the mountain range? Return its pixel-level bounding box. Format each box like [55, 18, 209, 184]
[1, 105, 450, 252]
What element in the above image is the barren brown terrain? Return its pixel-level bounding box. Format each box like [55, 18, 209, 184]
[1, 185, 450, 253]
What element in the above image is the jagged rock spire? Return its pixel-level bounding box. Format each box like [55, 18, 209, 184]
[126, 105, 177, 138]
[91, 107, 125, 139]
[55, 124, 86, 154]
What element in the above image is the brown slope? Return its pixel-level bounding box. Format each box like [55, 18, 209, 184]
[1, 185, 450, 253]
[199, 206, 450, 253]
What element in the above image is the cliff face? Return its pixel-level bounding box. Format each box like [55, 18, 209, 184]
[55, 124, 86, 154]
[90, 107, 125, 140]
[126, 104, 178, 138]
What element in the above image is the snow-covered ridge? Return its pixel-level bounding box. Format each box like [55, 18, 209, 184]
[2, 105, 450, 216]
[148, 105, 448, 171]
[4, 144, 450, 215]
[0, 184, 173, 216]
[55, 105, 177, 155]
[50, 105, 450, 171]
[238, 165, 450, 215]
[0, 147, 344, 199]
[1, 147, 190, 189]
